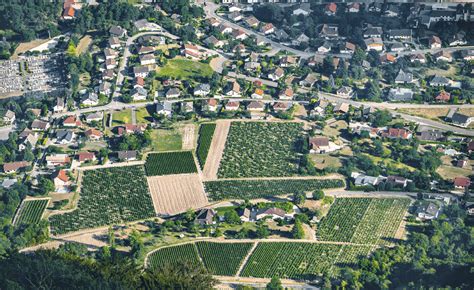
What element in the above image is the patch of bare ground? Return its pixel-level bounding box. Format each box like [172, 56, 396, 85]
[181, 123, 195, 150]
[202, 120, 231, 180]
[12, 38, 50, 59]
[147, 173, 208, 216]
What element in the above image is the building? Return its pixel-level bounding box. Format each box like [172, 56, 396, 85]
[31, 120, 50, 131]
[429, 36, 442, 49]
[53, 169, 70, 193]
[63, 115, 81, 128]
[131, 87, 148, 101]
[430, 75, 451, 87]
[319, 24, 339, 39]
[382, 128, 412, 140]
[387, 88, 413, 102]
[139, 54, 155, 66]
[156, 101, 173, 117]
[225, 101, 240, 111]
[299, 74, 317, 87]
[3, 161, 30, 174]
[53, 97, 65, 113]
[387, 29, 412, 42]
[225, 81, 241, 97]
[85, 112, 103, 123]
[55, 130, 75, 145]
[117, 150, 137, 161]
[364, 38, 383, 52]
[451, 113, 473, 128]
[204, 99, 219, 112]
[417, 130, 444, 142]
[268, 67, 284, 81]
[387, 175, 410, 188]
[109, 25, 127, 37]
[247, 101, 265, 112]
[336, 86, 353, 98]
[435, 91, 451, 102]
[166, 88, 181, 99]
[260, 23, 275, 35]
[394, 70, 414, 84]
[194, 208, 216, 225]
[454, 177, 471, 190]
[434, 50, 452, 62]
[77, 152, 96, 163]
[416, 202, 440, 220]
[2, 110, 15, 124]
[133, 66, 150, 78]
[194, 84, 211, 96]
[256, 207, 287, 221]
[81, 92, 99, 107]
[46, 154, 71, 167]
[309, 136, 330, 154]
[84, 128, 103, 141]
[364, 26, 383, 38]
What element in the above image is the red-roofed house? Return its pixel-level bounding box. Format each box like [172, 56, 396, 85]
[454, 177, 471, 190]
[53, 169, 71, 192]
[77, 152, 96, 163]
[63, 116, 82, 127]
[62, 7, 75, 20]
[382, 128, 412, 140]
[84, 128, 103, 141]
[435, 91, 450, 102]
[3, 161, 30, 174]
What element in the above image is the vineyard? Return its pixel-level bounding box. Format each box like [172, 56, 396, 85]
[196, 241, 253, 276]
[13, 199, 49, 226]
[148, 243, 201, 269]
[196, 123, 216, 169]
[217, 122, 304, 178]
[49, 166, 155, 235]
[145, 151, 197, 176]
[317, 198, 411, 244]
[204, 179, 345, 200]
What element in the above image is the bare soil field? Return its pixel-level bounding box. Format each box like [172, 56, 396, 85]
[76, 35, 93, 55]
[12, 38, 50, 59]
[181, 123, 196, 150]
[202, 120, 231, 180]
[147, 173, 208, 216]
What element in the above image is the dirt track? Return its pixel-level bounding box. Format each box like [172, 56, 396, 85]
[182, 124, 195, 150]
[202, 120, 230, 180]
[147, 173, 208, 216]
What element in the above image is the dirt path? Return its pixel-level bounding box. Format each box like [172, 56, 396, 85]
[131, 108, 137, 125]
[215, 173, 345, 181]
[202, 120, 231, 180]
[182, 124, 195, 150]
[236, 242, 258, 277]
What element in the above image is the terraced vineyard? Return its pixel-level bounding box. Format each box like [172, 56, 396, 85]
[196, 241, 254, 276]
[145, 151, 197, 176]
[13, 199, 49, 226]
[317, 198, 410, 244]
[148, 243, 201, 269]
[49, 166, 155, 235]
[240, 242, 371, 280]
[218, 122, 304, 178]
[204, 179, 345, 200]
[196, 123, 216, 169]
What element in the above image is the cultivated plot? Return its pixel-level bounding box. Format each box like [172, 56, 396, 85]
[147, 173, 208, 216]
[196, 241, 254, 276]
[13, 199, 49, 226]
[196, 123, 216, 169]
[145, 151, 197, 176]
[202, 121, 230, 180]
[147, 243, 201, 269]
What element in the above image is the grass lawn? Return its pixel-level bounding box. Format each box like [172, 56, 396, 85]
[310, 154, 342, 170]
[79, 73, 91, 91]
[148, 129, 182, 152]
[136, 106, 154, 124]
[156, 57, 213, 80]
[323, 120, 348, 137]
[76, 35, 92, 55]
[363, 153, 416, 171]
[112, 109, 132, 126]
[436, 164, 473, 181]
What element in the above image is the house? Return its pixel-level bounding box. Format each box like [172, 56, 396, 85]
[85, 112, 103, 123]
[337, 86, 353, 98]
[256, 208, 287, 221]
[244, 16, 260, 28]
[108, 37, 121, 49]
[382, 128, 412, 140]
[461, 49, 474, 61]
[274, 29, 289, 41]
[77, 152, 96, 163]
[417, 130, 444, 142]
[334, 103, 350, 114]
[204, 99, 219, 112]
[410, 53, 426, 64]
[325, 3, 337, 16]
[225, 101, 240, 111]
[293, 7, 311, 16]
[208, 17, 220, 28]
[194, 84, 211, 96]
[119, 124, 147, 135]
[55, 130, 75, 145]
[228, 11, 242, 22]
[448, 33, 466, 46]
[117, 150, 137, 161]
[364, 38, 383, 51]
[309, 136, 330, 153]
[430, 90, 450, 103]
[62, 6, 75, 20]
[340, 42, 356, 54]
[395, 70, 414, 84]
[129, 87, 147, 101]
[319, 24, 339, 39]
[240, 208, 252, 222]
[260, 23, 275, 35]
[2, 178, 17, 189]
[138, 46, 155, 55]
[139, 53, 155, 66]
[292, 33, 309, 46]
[451, 113, 473, 128]
[318, 42, 331, 53]
[280, 56, 297, 68]
[225, 81, 241, 97]
[347, 2, 360, 13]
[105, 59, 117, 70]
[98, 82, 112, 96]
[31, 120, 50, 131]
[454, 177, 471, 190]
[182, 102, 194, 113]
[133, 66, 150, 78]
[53, 169, 70, 193]
[46, 154, 71, 167]
[429, 36, 442, 49]
[84, 128, 103, 141]
[247, 101, 264, 112]
[183, 43, 202, 59]
[53, 98, 65, 113]
[299, 74, 317, 87]
[217, 24, 233, 34]
[102, 70, 115, 81]
[467, 141, 474, 153]
[387, 88, 413, 102]
[388, 29, 412, 42]
[430, 75, 451, 87]
[268, 67, 284, 81]
[81, 92, 99, 106]
[251, 88, 264, 99]
[273, 102, 289, 112]
[279, 88, 294, 100]
[166, 88, 181, 99]
[416, 202, 440, 220]
[244, 61, 260, 71]
[390, 43, 405, 52]
[19, 132, 38, 151]
[2, 110, 15, 124]
[134, 77, 145, 89]
[204, 35, 224, 48]
[384, 4, 399, 17]
[352, 172, 385, 187]
[3, 161, 30, 174]
[134, 19, 161, 31]
[387, 175, 410, 188]
[363, 26, 383, 38]
[380, 53, 396, 63]
[194, 208, 216, 225]
[233, 44, 246, 54]
[457, 159, 469, 168]
[109, 25, 127, 38]
[433, 50, 452, 62]
[104, 48, 118, 60]
[156, 101, 173, 117]
[63, 116, 81, 128]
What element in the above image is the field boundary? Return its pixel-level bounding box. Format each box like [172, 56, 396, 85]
[202, 120, 231, 180]
[12, 197, 51, 226]
[236, 241, 258, 277]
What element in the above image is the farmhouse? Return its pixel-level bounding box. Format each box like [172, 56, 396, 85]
[309, 137, 330, 154]
[194, 208, 216, 225]
[255, 207, 286, 221]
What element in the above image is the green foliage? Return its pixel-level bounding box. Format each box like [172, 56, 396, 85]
[292, 220, 305, 239]
[49, 166, 155, 235]
[13, 199, 49, 226]
[218, 122, 304, 178]
[267, 277, 283, 290]
[224, 210, 241, 225]
[204, 179, 345, 201]
[148, 243, 201, 269]
[145, 151, 197, 176]
[293, 192, 306, 206]
[196, 242, 254, 276]
[371, 109, 392, 127]
[312, 190, 325, 200]
[196, 123, 216, 169]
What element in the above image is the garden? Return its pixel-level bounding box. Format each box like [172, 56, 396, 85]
[217, 122, 305, 178]
[13, 199, 49, 226]
[196, 123, 216, 169]
[49, 166, 155, 235]
[145, 151, 198, 176]
[156, 57, 213, 80]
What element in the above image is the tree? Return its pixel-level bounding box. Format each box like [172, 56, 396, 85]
[292, 220, 305, 239]
[255, 225, 270, 239]
[224, 210, 241, 225]
[366, 81, 382, 101]
[312, 190, 325, 200]
[293, 192, 306, 206]
[37, 177, 54, 195]
[372, 109, 392, 127]
[266, 276, 283, 290]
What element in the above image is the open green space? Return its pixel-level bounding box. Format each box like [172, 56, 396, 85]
[196, 123, 216, 169]
[145, 151, 197, 176]
[156, 57, 213, 80]
[218, 122, 304, 178]
[148, 129, 182, 152]
[13, 199, 49, 226]
[49, 165, 155, 235]
[112, 109, 132, 126]
[136, 106, 155, 124]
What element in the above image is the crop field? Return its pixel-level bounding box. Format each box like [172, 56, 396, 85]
[148, 243, 201, 269]
[145, 151, 197, 176]
[13, 199, 49, 226]
[204, 178, 345, 200]
[196, 123, 216, 169]
[240, 242, 372, 280]
[217, 122, 304, 178]
[49, 166, 155, 235]
[196, 241, 254, 276]
[317, 198, 410, 244]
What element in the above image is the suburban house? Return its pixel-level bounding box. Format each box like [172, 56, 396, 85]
[394, 70, 414, 84]
[55, 130, 75, 145]
[387, 175, 410, 188]
[109, 25, 127, 38]
[319, 24, 339, 39]
[251, 88, 264, 99]
[435, 91, 451, 102]
[85, 112, 103, 123]
[255, 208, 286, 221]
[18, 132, 38, 151]
[156, 101, 173, 117]
[53, 169, 70, 193]
[451, 113, 473, 128]
[81, 92, 99, 106]
[336, 86, 353, 98]
[340, 42, 356, 54]
[299, 73, 317, 87]
[2, 110, 15, 124]
[53, 97, 65, 113]
[279, 56, 297, 68]
[247, 101, 264, 112]
[98, 82, 112, 96]
[434, 50, 452, 62]
[131, 87, 148, 101]
[416, 202, 440, 220]
[309, 136, 330, 154]
[429, 36, 442, 49]
[351, 172, 385, 187]
[204, 35, 224, 48]
[105, 59, 117, 70]
[139, 54, 155, 66]
[63, 115, 81, 128]
[278, 88, 294, 100]
[133, 66, 150, 78]
[77, 152, 96, 163]
[318, 42, 332, 53]
[410, 53, 426, 64]
[268, 67, 284, 81]
[225, 81, 241, 97]
[84, 128, 103, 141]
[166, 88, 181, 99]
[387, 88, 413, 102]
[454, 177, 471, 190]
[325, 2, 337, 16]
[273, 102, 289, 112]
[109, 37, 121, 49]
[194, 84, 211, 96]
[430, 75, 451, 87]
[240, 208, 253, 222]
[364, 26, 383, 38]
[364, 37, 383, 51]
[260, 23, 275, 35]
[334, 103, 349, 114]
[244, 16, 260, 28]
[46, 154, 71, 167]
[382, 128, 412, 140]
[3, 161, 30, 174]
[387, 29, 412, 41]
[417, 130, 444, 142]
[194, 208, 216, 225]
[117, 150, 138, 161]
[31, 119, 50, 131]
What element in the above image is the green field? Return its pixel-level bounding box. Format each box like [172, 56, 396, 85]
[13, 199, 49, 226]
[204, 179, 345, 201]
[156, 57, 213, 80]
[145, 151, 197, 176]
[196, 123, 216, 169]
[112, 109, 132, 126]
[148, 243, 201, 269]
[136, 106, 154, 124]
[218, 122, 304, 178]
[49, 166, 155, 235]
[149, 129, 182, 152]
[196, 241, 253, 276]
[317, 198, 410, 245]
